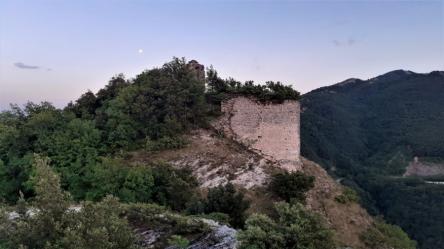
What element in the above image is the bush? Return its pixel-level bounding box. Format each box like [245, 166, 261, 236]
[151, 163, 199, 211]
[335, 187, 360, 204]
[270, 172, 315, 203]
[145, 136, 187, 151]
[361, 219, 417, 249]
[238, 202, 335, 249]
[204, 183, 250, 228]
[206, 67, 300, 103]
[168, 235, 190, 248]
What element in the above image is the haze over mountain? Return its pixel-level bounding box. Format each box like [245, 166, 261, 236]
[301, 70, 444, 249]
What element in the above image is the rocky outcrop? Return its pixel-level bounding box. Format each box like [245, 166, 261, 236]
[137, 219, 237, 249]
[214, 96, 301, 171]
[132, 129, 274, 189]
[182, 219, 237, 249]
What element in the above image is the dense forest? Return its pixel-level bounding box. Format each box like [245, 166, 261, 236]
[301, 70, 444, 249]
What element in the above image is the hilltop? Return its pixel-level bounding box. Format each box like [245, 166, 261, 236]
[0, 59, 416, 249]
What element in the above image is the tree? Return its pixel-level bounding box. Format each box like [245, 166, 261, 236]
[66, 90, 98, 120]
[3, 154, 71, 248]
[0, 155, 137, 249]
[101, 58, 207, 149]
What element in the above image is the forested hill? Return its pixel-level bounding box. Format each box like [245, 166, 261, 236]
[300, 70, 444, 249]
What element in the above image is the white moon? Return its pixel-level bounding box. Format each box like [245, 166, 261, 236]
[138, 49, 143, 54]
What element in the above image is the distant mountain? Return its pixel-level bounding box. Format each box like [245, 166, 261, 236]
[301, 70, 444, 249]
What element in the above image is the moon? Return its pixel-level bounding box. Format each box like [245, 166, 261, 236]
[138, 49, 143, 54]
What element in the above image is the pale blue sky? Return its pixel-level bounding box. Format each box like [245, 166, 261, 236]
[1, 0, 443, 109]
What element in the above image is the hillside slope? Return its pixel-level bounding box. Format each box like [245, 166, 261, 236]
[131, 128, 376, 248]
[301, 70, 444, 249]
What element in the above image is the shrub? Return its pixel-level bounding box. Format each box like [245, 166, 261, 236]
[151, 163, 199, 211]
[204, 183, 250, 228]
[335, 187, 360, 204]
[145, 136, 187, 151]
[361, 219, 417, 249]
[168, 235, 190, 248]
[270, 172, 315, 203]
[206, 67, 300, 103]
[238, 202, 335, 249]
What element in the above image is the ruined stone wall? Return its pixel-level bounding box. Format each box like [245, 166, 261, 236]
[214, 96, 301, 171]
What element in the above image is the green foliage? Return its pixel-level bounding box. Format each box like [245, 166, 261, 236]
[238, 202, 335, 249]
[335, 187, 360, 204]
[206, 68, 300, 103]
[167, 235, 190, 249]
[150, 163, 199, 211]
[0, 102, 102, 202]
[270, 172, 314, 203]
[59, 196, 137, 249]
[86, 159, 197, 210]
[145, 136, 187, 151]
[362, 219, 417, 249]
[204, 183, 250, 228]
[66, 90, 98, 120]
[365, 177, 444, 249]
[301, 71, 444, 249]
[186, 183, 250, 228]
[86, 158, 154, 203]
[0, 155, 137, 249]
[103, 57, 206, 149]
[0, 155, 34, 203]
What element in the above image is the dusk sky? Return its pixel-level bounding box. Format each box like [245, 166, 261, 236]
[1, 0, 443, 110]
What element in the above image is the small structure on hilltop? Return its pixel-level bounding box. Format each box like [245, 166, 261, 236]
[214, 96, 301, 171]
[187, 59, 205, 83]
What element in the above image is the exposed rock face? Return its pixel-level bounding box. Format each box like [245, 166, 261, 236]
[137, 219, 237, 249]
[184, 219, 237, 249]
[214, 96, 301, 171]
[132, 129, 273, 189]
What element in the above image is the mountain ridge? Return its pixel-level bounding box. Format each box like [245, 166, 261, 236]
[301, 70, 444, 249]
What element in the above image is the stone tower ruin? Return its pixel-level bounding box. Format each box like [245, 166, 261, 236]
[187, 59, 205, 83]
[214, 96, 302, 171]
